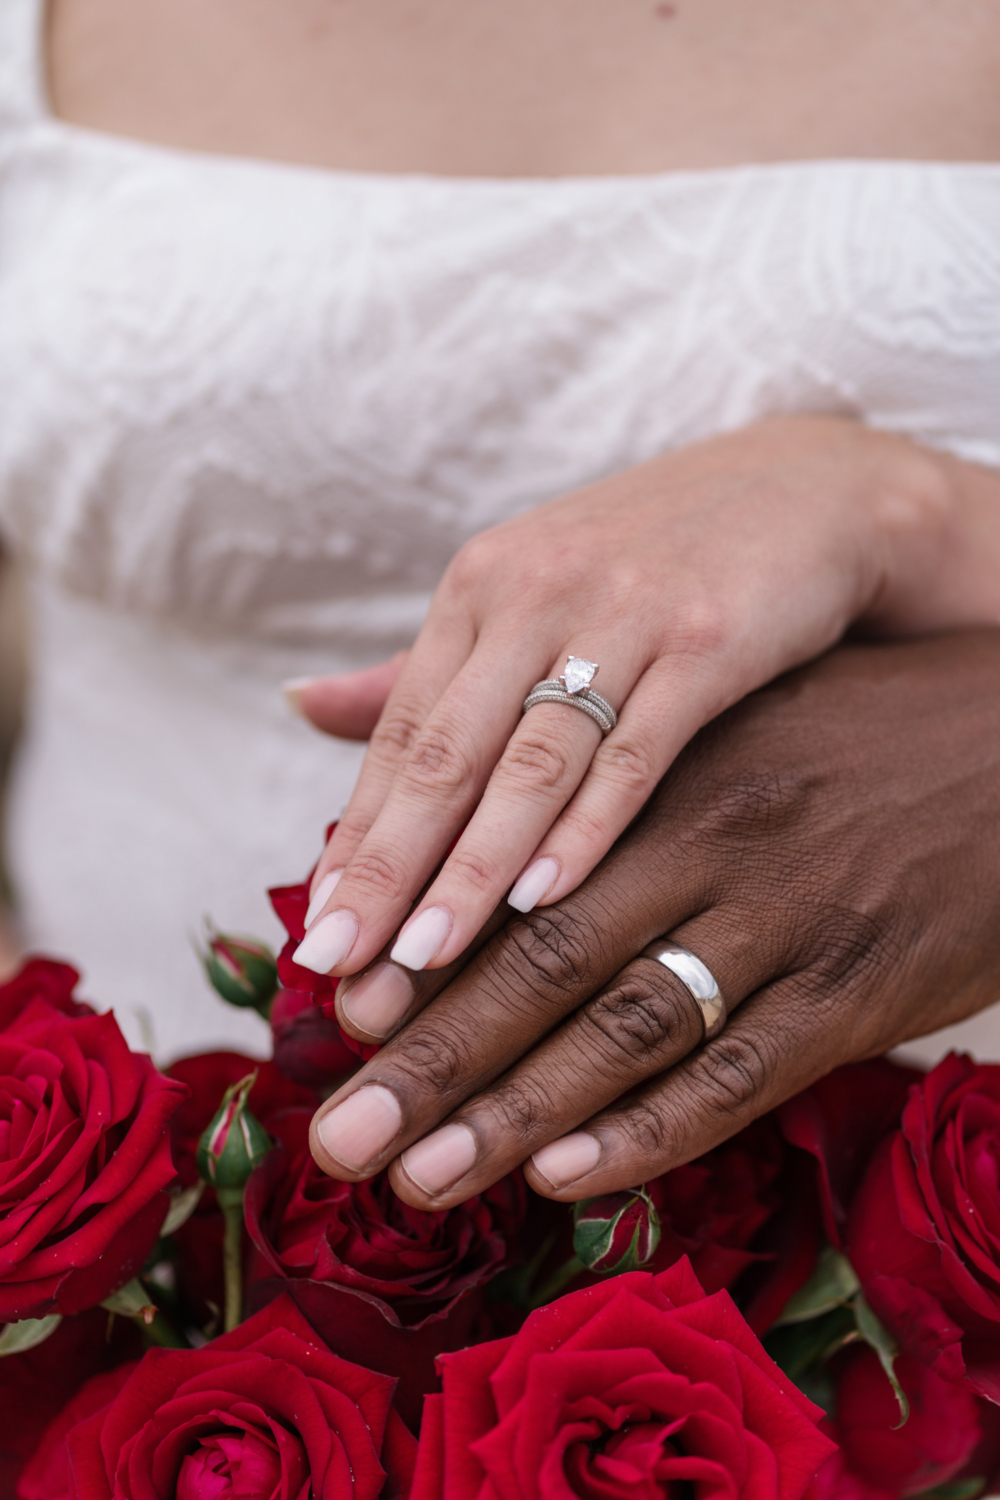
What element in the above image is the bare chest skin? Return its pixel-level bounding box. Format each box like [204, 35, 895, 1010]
[48, 0, 1000, 178]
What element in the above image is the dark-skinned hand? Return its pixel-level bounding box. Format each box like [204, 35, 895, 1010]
[305, 629, 1000, 1208]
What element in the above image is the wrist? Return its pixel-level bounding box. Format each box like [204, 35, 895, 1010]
[856, 428, 1000, 634]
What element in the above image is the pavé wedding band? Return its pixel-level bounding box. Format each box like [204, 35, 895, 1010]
[640, 940, 726, 1042]
[523, 657, 617, 735]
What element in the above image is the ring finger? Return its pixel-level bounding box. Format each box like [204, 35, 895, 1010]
[386, 912, 773, 1209]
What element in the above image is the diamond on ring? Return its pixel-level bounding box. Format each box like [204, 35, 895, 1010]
[560, 656, 599, 695]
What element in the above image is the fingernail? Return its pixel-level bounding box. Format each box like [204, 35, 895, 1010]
[390, 906, 452, 971]
[400, 1123, 478, 1196]
[293, 909, 358, 973]
[316, 1085, 402, 1171]
[531, 1132, 602, 1189]
[305, 869, 343, 928]
[282, 676, 318, 717]
[340, 963, 414, 1039]
[508, 857, 560, 914]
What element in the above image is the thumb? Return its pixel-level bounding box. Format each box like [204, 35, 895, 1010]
[283, 651, 408, 741]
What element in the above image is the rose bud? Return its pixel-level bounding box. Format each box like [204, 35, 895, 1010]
[196, 1072, 273, 1210]
[198, 925, 278, 1017]
[574, 1186, 661, 1274]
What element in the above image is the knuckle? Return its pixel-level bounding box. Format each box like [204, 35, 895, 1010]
[369, 700, 426, 762]
[683, 768, 809, 849]
[670, 595, 729, 660]
[331, 808, 375, 850]
[386, 1024, 472, 1102]
[585, 975, 696, 1065]
[446, 531, 501, 592]
[690, 1034, 771, 1117]
[619, 1095, 678, 1162]
[590, 737, 656, 796]
[402, 726, 477, 797]
[803, 900, 915, 991]
[497, 733, 575, 795]
[499, 906, 602, 998]
[446, 847, 501, 894]
[483, 1077, 553, 1146]
[344, 847, 408, 903]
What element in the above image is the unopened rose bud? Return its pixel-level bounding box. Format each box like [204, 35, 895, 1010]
[196, 1073, 272, 1208]
[573, 1186, 661, 1275]
[199, 925, 278, 1017]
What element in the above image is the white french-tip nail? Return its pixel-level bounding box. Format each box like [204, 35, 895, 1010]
[282, 676, 318, 717]
[292, 909, 359, 974]
[389, 906, 453, 971]
[508, 857, 560, 914]
[305, 869, 344, 929]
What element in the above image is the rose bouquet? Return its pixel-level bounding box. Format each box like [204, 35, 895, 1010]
[2, 845, 999, 1500]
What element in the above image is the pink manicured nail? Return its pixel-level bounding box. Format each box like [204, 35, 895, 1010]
[508, 857, 560, 914]
[339, 964, 415, 1039]
[531, 1132, 602, 1189]
[316, 1086, 402, 1171]
[282, 676, 318, 717]
[305, 869, 344, 929]
[390, 906, 452, 971]
[293, 909, 358, 973]
[400, 1124, 478, 1195]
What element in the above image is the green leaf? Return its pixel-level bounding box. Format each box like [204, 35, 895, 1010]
[101, 1277, 157, 1323]
[764, 1303, 858, 1390]
[917, 1480, 987, 1500]
[776, 1246, 861, 1326]
[572, 1216, 616, 1268]
[0, 1314, 62, 1356]
[161, 1182, 204, 1237]
[854, 1290, 909, 1428]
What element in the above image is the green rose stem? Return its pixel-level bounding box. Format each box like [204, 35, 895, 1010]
[195, 1072, 272, 1333]
[218, 1188, 247, 1334]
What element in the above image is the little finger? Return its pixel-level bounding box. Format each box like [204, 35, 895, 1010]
[525, 975, 837, 1200]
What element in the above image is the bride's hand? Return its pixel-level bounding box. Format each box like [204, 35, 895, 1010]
[292, 414, 963, 980]
[306, 630, 1000, 1204]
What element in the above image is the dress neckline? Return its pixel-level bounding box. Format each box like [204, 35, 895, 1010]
[24, 0, 1000, 192]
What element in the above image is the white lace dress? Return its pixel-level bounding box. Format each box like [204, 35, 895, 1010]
[0, 0, 998, 1064]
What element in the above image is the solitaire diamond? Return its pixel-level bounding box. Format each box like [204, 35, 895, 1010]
[561, 656, 599, 695]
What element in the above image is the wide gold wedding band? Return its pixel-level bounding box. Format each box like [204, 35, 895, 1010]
[640, 940, 727, 1042]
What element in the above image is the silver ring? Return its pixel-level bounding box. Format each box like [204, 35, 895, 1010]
[640, 940, 726, 1042]
[523, 659, 617, 736]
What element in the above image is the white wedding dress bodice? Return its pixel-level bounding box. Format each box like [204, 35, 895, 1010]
[1, 0, 999, 1064]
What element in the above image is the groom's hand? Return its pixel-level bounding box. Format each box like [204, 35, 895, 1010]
[308, 630, 1000, 1205]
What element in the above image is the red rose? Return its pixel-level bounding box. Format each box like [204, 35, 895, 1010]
[17, 1296, 416, 1500]
[0, 1007, 186, 1321]
[0, 1307, 141, 1493]
[0, 956, 94, 1030]
[815, 1346, 981, 1500]
[648, 1114, 827, 1338]
[269, 865, 379, 1064]
[779, 1059, 922, 1249]
[847, 1054, 1000, 1402]
[16, 1363, 137, 1500]
[244, 1108, 525, 1427]
[410, 1258, 834, 1500]
[269, 988, 360, 1089]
